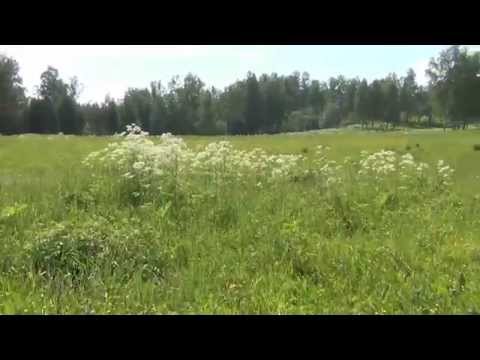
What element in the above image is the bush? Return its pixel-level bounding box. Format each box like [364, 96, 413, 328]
[28, 221, 110, 280]
[282, 109, 319, 132]
[320, 102, 342, 129]
[25, 217, 180, 284]
[474, 144, 480, 151]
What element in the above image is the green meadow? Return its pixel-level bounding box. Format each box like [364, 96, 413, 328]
[1, 128, 480, 314]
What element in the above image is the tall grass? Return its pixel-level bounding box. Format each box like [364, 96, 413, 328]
[1, 129, 480, 314]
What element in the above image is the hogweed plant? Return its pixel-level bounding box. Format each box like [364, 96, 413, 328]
[83, 124, 455, 216]
[83, 124, 305, 206]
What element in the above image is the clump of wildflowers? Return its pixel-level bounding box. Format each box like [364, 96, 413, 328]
[83, 124, 305, 202]
[83, 125, 456, 205]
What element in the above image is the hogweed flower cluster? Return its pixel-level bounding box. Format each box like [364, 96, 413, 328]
[358, 150, 398, 177]
[83, 124, 305, 196]
[313, 145, 343, 187]
[437, 160, 455, 186]
[83, 125, 456, 202]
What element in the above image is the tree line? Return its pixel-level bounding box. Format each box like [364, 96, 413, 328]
[1, 45, 480, 136]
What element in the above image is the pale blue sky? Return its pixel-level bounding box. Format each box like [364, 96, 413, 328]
[1, 45, 478, 104]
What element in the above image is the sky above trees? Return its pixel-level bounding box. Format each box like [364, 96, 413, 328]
[2, 45, 480, 136]
[3, 45, 478, 104]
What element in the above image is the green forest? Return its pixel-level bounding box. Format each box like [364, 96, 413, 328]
[1, 45, 480, 136]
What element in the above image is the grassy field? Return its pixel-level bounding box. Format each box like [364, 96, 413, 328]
[1, 128, 480, 314]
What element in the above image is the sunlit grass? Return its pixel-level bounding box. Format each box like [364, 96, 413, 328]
[1, 128, 480, 314]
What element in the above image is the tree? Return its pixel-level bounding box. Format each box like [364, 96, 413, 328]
[81, 103, 104, 135]
[449, 51, 480, 129]
[219, 81, 247, 135]
[368, 80, 384, 128]
[149, 92, 168, 135]
[178, 73, 204, 134]
[284, 71, 302, 112]
[0, 54, 26, 134]
[427, 46, 480, 129]
[34, 66, 84, 134]
[163, 79, 180, 134]
[300, 72, 311, 108]
[244, 72, 264, 134]
[415, 86, 433, 127]
[399, 68, 418, 125]
[264, 76, 286, 133]
[105, 98, 119, 135]
[354, 79, 370, 128]
[153, 74, 205, 135]
[148, 81, 164, 135]
[196, 90, 216, 135]
[426, 45, 463, 128]
[322, 101, 342, 129]
[57, 96, 79, 134]
[122, 88, 153, 131]
[28, 98, 58, 134]
[67, 76, 83, 100]
[37, 66, 67, 107]
[383, 80, 400, 129]
[309, 80, 326, 117]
